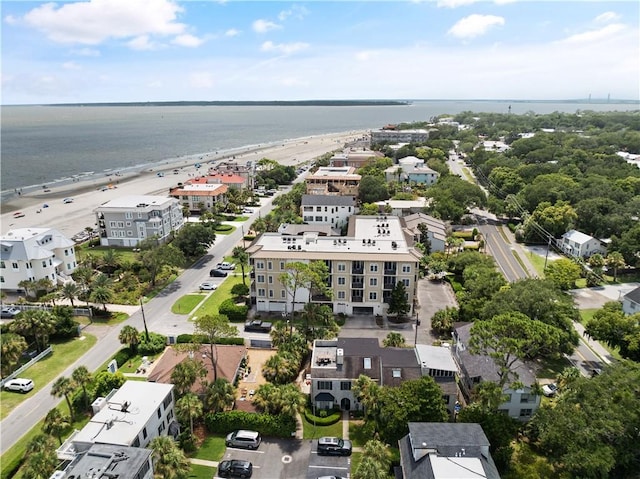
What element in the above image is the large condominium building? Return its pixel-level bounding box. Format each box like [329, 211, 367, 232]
[247, 215, 422, 316]
[305, 166, 361, 196]
[169, 181, 228, 213]
[0, 227, 77, 290]
[95, 195, 184, 247]
[371, 128, 429, 145]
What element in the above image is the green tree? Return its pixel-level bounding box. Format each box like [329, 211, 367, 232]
[352, 375, 382, 424]
[300, 302, 338, 342]
[0, 332, 28, 377]
[118, 325, 140, 354]
[523, 200, 577, 243]
[279, 260, 330, 315]
[59, 282, 81, 307]
[382, 332, 406, 348]
[9, 309, 56, 353]
[22, 434, 58, 479]
[191, 314, 238, 381]
[172, 223, 216, 259]
[171, 358, 207, 397]
[71, 365, 92, 412]
[203, 378, 236, 413]
[100, 248, 121, 276]
[175, 393, 203, 435]
[51, 376, 76, 416]
[253, 383, 305, 417]
[585, 302, 640, 360]
[588, 253, 605, 275]
[431, 307, 458, 335]
[90, 285, 113, 311]
[469, 312, 563, 388]
[93, 370, 126, 398]
[232, 246, 250, 285]
[18, 279, 36, 299]
[387, 281, 410, 318]
[43, 408, 71, 445]
[353, 439, 391, 479]
[358, 175, 390, 203]
[138, 240, 185, 286]
[544, 258, 581, 290]
[149, 435, 191, 479]
[605, 251, 625, 281]
[261, 352, 300, 385]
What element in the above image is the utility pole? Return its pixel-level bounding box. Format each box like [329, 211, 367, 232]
[139, 297, 150, 341]
[543, 236, 552, 271]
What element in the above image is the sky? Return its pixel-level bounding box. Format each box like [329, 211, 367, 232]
[2, 0, 639, 104]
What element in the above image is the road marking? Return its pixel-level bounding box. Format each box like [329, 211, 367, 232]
[308, 465, 350, 470]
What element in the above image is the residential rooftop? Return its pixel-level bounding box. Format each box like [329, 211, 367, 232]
[59, 443, 152, 479]
[95, 195, 176, 209]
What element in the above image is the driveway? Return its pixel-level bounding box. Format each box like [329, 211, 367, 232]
[568, 283, 640, 310]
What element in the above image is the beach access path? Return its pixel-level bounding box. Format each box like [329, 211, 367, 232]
[1, 130, 366, 237]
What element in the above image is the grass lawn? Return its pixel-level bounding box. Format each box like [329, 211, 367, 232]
[348, 420, 370, 447]
[88, 311, 129, 325]
[534, 355, 574, 380]
[215, 225, 237, 235]
[527, 251, 548, 277]
[172, 294, 206, 315]
[232, 216, 249, 222]
[192, 275, 243, 318]
[188, 464, 216, 479]
[302, 415, 344, 439]
[190, 433, 226, 461]
[76, 246, 139, 263]
[0, 334, 97, 420]
[116, 352, 162, 374]
[579, 309, 599, 325]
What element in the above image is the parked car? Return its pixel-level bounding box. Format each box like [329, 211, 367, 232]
[63, 197, 74, 204]
[318, 477, 346, 479]
[244, 320, 272, 333]
[199, 282, 218, 291]
[317, 437, 352, 456]
[4, 378, 34, 393]
[210, 269, 228, 278]
[217, 459, 253, 478]
[225, 430, 261, 450]
[542, 383, 558, 397]
[1, 307, 21, 319]
[216, 262, 236, 270]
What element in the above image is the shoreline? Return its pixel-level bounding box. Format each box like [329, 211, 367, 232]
[1, 130, 366, 238]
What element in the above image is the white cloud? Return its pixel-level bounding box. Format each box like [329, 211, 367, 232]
[189, 72, 215, 89]
[594, 11, 621, 24]
[224, 28, 240, 37]
[22, 0, 185, 45]
[172, 34, 204, 47]
[437, 0, 478, 8]
[278, 5, 309, 21]
[252, 19, 281, 34]
[562, 23, 625, 44]
[448, 14, 505, 39]
[261, 41, 309, 55]
[355, 50, 381, 62]
[71, 47, 100, 57]
[127, 35, 157, 51]
[63, 61, 81, 70]
[4, 14, 18, 25]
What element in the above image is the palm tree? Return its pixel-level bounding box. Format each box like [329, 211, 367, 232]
[1, 333, 28, 377]
[277, 383, 306, 418]
[261, 352, 299, 385]
[35, 277, 55, 296]
[92, 273, 113, 289]
[605, 251, 625, 282]
[171, 358, 207, 397]
[22, 435, 58, 479]
[9, 309, 57, 353]
[352, 375, 382, 424]
[269, 321, 291, 349]
[51, 376, 76, 416]
[354, 439, 391, 479]
[72, 366, 92, 412]
[149, 435, 191, 479]
[175, 393, 203, 435]
[203, 378, 236, 413]
[232, 246, 250, 285]
[382, 332, 406, 348]
[118, 325, 140, 354]
[18, 279, 36, 299]
[253, 383, 303, 417]
[91, 285, 113, 311]
[43, 408, 71, 445]
[60, 282, 81, 308]
[101, 249, 121, 276]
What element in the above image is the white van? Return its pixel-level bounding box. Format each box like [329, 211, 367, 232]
[225, 430, 261, 450]
[4, 378, 34, 393]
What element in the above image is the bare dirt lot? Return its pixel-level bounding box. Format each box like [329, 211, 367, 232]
[235, 347, 277, 411]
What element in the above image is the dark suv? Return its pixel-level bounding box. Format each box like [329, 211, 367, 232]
[218, 460, 252, 478]
[210, 269, 228, 277]
[317, 437, 352, 456]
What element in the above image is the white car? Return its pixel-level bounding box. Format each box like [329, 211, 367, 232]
[199, 282, 218, 291]
[63, 197, 74, 204]
[542, 383, 558, 397]
[4, 378, 34, 393]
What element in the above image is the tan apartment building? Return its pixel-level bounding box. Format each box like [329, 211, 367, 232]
[246, 215, 422, 316]
[169, 181, 228, 213]
[305, 166, 361, 196]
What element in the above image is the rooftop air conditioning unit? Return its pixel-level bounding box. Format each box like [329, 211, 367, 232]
[92, 397, 107, 414]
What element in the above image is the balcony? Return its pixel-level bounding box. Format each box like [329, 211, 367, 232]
[351, 295, 364, 303]
[351, 280, 364, 289]
[352, 266, 364, 275]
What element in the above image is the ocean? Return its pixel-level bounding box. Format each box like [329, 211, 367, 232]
[1, 100, 636, 195]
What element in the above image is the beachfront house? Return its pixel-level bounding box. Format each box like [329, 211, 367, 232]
[558, 229, 607, 259]
[246, 215, 421, 316]
[169, 181, 228, 213]
[57, 381, 178, 461]
[305, 166, 361, 196]
[95, 195, 184, 247]
[374, 198, 430, 218]
[370, 128, 430, 145]
[301, 194, 357, 230]
[0, 227, 77, 291]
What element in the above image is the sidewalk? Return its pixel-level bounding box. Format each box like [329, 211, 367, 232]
[572, 322, 614, 365]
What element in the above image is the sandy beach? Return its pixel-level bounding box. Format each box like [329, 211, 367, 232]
[1, 130, 366, 238]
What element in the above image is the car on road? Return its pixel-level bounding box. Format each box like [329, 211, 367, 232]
[244, 320, 272, 333]
[216, 262, 236, 270]
[318, 476, 347, 479]
[1, 307, 21, 319]
[225, 430, 261, 450]
[317, 437, 352, 456]
[217, 459, 253, 478]
[12, 211, 25, 218]
[63, 197, 74, 204]
[4, 378, 34, 393]
[242, 208, 253, 214]
[210, 269, 228, 277]
[542, 383, 558, 397]
[199, 282, 218, 291]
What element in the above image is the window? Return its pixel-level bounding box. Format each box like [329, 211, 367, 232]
[12, 262, 19, 270]
[109, 221, 117, 228]
[163, 393, 173, 410]
[157, 408, 162, 419]
[402, 265, 411, 273]
[117, 221, 125, 228]
[363, 358, 372, 369]
[337, 263, 346, 272]
[256, 261, 265, 269]
[267, 261, 273, 269]
[337, 291, 346, 299]
[126, 221, 132, 227]
[268, 276, 273, 284]
[338, 277, 346, 285]
[269, 290, 274, 298]
[132, 436, 141, 448]
[370, 264, 378, 272]
[392, 369, 401, 378]
[42, 261, 47, 268]
[402, 279, 410, 287]
[315, 216, 323, 221]
[134, 459, 150, 479]
[340, 382, 351, 391]
[127, 231, 133, 236]
[280, 262, 285, 270]
[258, 288, 266, 297]
[0, 277, 4, 283]
[520, 409, 532, 417]
[369, 278, 377, 286]
[142, 427, 148, 439]
[369, 292, 377, 300]
[317, 381, 333, 390]
[0, 261, 4, 269]
[316, 206, 322, 212]
[157, 421, 166, 435]
[281, 290, 286, 298]
[520, 393, 531, 403]
[64, 249, 69, 256]
[257, 274, 266, 283]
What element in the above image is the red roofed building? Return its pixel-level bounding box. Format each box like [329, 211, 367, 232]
[169, 181, 228, 213]
[204, 172, 249, 190]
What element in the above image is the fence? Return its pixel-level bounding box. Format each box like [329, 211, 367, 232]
[0, 346, 53, 388]
[4, 303, 92, 318]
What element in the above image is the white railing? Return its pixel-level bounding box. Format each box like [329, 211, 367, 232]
[0, 346, 53, 387]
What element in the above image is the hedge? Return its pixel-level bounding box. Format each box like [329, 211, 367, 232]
[176, 334, 244, 346]
[219, 298, 249, 322]
[138, 332, 167, 355]
[205, 411, 296, 438]
[243, 235, 256, 241]
[303, 408, 341, 426]
[112, 347, 134, 368]
[216, 224, 234, 232]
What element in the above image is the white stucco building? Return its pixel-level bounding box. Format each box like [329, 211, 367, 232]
[559, 229, 607, 259]
[0, 227, 77, 290]
[301, 195, 357, 230]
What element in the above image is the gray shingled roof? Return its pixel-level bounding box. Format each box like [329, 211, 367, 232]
[301, 194, 357, 206]
[624, 286, 640, 305]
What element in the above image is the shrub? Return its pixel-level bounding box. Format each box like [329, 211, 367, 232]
[179, 431, 197, 453]
[231, 283, 250, 297]
[243, 235, 256, 241]
[215, 224, 234, 232]
[112, 347, 133, 368]
[303, 408, 341, 426]
[336, 313, 347, 326]
[51, 306, 80, 340]
[176, 334, 244, 346]
[138, 332, 167, 355]
[219, 298, 249, 322]
[205, 411, 296, 437]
